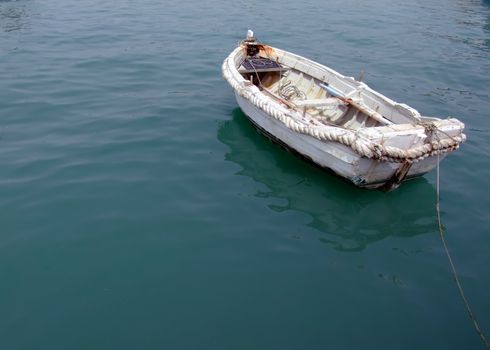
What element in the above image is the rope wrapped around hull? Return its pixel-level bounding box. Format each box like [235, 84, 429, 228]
[222, 50, 466, 164]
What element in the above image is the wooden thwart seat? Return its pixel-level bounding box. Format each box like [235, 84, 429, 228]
[293, 98, 341, 107]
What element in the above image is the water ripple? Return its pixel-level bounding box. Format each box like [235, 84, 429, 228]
[0, 0, 489, 349]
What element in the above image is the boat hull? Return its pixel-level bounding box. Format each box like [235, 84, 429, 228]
[235, 93, 441, 189]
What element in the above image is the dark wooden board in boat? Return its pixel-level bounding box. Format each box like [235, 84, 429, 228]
[238, 57, 286, 73]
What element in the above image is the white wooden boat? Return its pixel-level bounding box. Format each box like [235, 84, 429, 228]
[222, 31, 466, 190]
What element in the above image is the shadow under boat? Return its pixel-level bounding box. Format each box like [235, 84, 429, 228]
[218, 109, 438, 252]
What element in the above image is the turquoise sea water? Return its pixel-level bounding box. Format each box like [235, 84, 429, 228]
[1, 0, 489, 349]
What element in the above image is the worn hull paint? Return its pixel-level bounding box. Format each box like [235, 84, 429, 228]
[236, 93, 441, 188]
[222, 35, 464, 190]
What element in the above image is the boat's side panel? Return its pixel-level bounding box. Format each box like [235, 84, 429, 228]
[355, 155, 441, 186]
[236, 93, 379, 185]
[235, 93, 440, 187]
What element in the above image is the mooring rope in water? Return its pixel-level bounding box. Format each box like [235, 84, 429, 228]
[436, 155, 490, 349]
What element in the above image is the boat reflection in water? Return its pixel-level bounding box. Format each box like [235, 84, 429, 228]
[218, 109, 438, 251]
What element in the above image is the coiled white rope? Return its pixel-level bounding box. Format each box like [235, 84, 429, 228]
[223, 55, 465, 163]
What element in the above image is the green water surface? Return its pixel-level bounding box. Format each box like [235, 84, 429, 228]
[1, 0, 489, 349]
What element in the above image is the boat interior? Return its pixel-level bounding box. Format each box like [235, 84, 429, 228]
[237, 46, 422, 131]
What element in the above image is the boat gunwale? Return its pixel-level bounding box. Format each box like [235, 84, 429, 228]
[222, 42, 466, 164]
[234, 44, 427, 124]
